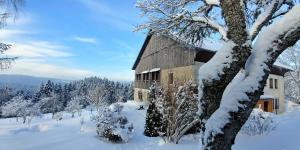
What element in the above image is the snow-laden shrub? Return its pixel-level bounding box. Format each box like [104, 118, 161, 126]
[1, 96, 32, 123]
[94, 103, 134, 143]
[241, 108, 277, 136]
[65, 96, 83, 117]
[144, 82, 199, 143]
[53, 112, 63, 121]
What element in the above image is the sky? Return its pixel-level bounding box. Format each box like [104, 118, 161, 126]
[0, 0, 147, 81]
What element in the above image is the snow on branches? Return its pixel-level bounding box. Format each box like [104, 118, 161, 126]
[144, 82, 166, 137]
[136, 0, 228, 44]
[144, 82, 199, 144]
[94, 103, 134, 143]
[65, 96, 83, 117]
[203, 4, 300, 148]
[137, 0, 300, 149]
[279, 43, 300, 103]
[1, 96, 33, 123]
[240, 108, 277, 136]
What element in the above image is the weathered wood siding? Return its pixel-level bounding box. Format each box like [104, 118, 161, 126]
[160, 65, 196, 89]
[135, 35, 197, 73]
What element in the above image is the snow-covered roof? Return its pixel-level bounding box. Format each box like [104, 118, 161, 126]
[274, 62, 293, 71]
[141, 68, 160, 74]
[141, 70, 149, 74]
[150, 68, 160, 72]
[260, 95, 274, 100]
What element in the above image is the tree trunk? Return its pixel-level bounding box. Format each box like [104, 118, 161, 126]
[203, 24, 300, 150]
[23, 116, 26, 124]
[199, 0, 250, 134]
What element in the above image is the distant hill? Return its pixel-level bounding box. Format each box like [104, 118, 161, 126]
[0, 74, 68, 91]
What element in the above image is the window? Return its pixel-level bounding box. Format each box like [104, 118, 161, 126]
[269, 78, 273, 89]
[151, 72, 155, 81]
[273, 98, 279, 109]
[156, 71, 160, 82]
[168, 72, 173, 84]
[136, 74, 141, 81]
[145, 73, 149, 81]
[151, 71, 160, 82]
[143, 74, 146, 81]
[275, 79, 278, 89]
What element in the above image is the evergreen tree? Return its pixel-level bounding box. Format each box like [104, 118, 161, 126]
[144, 83, 164, 137]
[43, 80, 54, 97]
[128, 83, 134, 100]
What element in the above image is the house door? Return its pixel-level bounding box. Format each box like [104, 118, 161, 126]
[138, 91, 143, 101]
[264, 101, 269, 112]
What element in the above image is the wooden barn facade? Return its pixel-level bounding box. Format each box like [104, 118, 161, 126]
[132, 34, 290, 114]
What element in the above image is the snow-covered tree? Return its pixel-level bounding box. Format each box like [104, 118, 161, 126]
[87, 85, 108, 112]
[144, 82, 199, 143]
[38, 92, 63, 117]
[136, 0, 300, 148]
[0, 0, 23, 70]
[115, 83, 126, 103]
[279, 42, 300, 103]
[65, 96, 83, 117]
[95, 103, 134, 143]
[157, 82, 199, 144]
[144, 83, 165, 137]
[0, 87, 13, 109]
[169, 82, 199, 143]
[240, 108, 276, 136]
[128, 83, 134, 100]
[28, 103, 43, 118]
[25, 103, 43, 125]
[1, 96, 32, 123]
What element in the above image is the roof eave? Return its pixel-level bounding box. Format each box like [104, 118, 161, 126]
[131, 33, 152, 70]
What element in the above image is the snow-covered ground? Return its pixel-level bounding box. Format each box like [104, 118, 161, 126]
[0, 101, 300, 150]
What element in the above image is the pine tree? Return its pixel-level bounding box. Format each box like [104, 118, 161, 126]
[43, 80, 54, 97]
[144, 83, 164, 137]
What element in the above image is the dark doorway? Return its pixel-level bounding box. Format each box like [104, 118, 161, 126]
[264, 101, 268, 112]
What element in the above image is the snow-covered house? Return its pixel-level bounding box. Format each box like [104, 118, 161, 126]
[132, 34, 290, 114]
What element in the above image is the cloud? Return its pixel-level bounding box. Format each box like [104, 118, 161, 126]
[2, 59, 94, 80]
[0, 14, 90, 79]
[0, 15, 72, 58]
[72, 36, 97, 44]
[0, 8, 135, 81]
[5, 41, 72, 58]
[0, 29, 31, 40]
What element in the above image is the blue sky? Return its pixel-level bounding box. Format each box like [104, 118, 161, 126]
[1, 0, 147, 81]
